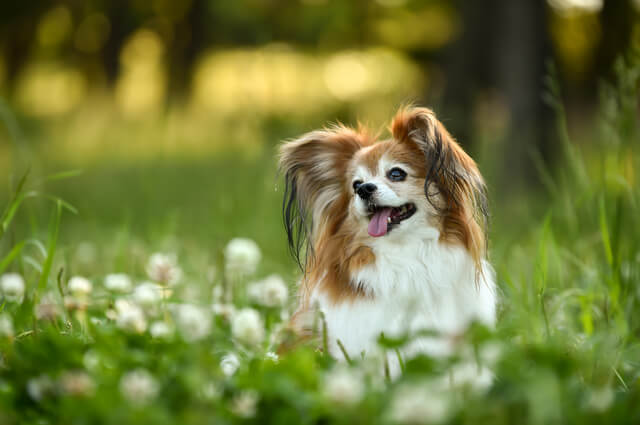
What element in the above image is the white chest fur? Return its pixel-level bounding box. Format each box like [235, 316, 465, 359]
[310, 228, 497, 364]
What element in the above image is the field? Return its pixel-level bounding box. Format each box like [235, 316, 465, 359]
[1, 62, 639, 425]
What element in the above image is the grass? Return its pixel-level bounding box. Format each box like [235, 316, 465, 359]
[0, 56, 639, 424]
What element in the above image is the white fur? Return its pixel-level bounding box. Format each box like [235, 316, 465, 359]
[311, 231, 496, 376]
[311, 154, 496, 377]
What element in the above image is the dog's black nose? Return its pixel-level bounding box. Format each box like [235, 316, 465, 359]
[357, 183, 377, 200]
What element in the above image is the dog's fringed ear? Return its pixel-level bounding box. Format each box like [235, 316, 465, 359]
[391, 107, 489, 265]
[279, 126, 367, 270]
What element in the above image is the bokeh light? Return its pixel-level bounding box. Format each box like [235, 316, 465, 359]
[115, 30, 167, 117]
[15, 62, 87, 116]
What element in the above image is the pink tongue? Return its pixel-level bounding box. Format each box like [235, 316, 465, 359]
[368, 208, 393, 237]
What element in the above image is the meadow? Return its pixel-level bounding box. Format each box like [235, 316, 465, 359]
[0, 60, 639, 425]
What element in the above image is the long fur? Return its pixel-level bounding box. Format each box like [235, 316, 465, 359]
[391, 107, 490, 267]
[279, 126, 372, 314]
[278, 107, 497, 370]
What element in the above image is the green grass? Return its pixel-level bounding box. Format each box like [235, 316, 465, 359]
[0, 58, 639, 424]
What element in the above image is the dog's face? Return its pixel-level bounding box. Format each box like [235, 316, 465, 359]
[348, 141, 437, 239]
[279, 107, 488, 284]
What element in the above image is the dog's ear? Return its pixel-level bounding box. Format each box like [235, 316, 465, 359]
[279, 126, 367, 269]
[391, 107, 489, 264]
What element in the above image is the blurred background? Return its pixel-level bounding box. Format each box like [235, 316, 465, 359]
[0, 0, 639, 277]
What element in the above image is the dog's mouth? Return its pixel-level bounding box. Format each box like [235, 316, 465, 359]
[367, 203, 416, 237]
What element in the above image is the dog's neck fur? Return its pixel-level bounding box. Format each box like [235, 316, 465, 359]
[308, 227, 496, 370]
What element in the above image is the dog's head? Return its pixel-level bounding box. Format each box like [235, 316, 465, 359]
[279, 107, 488, 278]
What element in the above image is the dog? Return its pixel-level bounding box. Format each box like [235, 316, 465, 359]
[279, 107, 496, 374]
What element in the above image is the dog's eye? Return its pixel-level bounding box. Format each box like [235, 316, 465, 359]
[387, 168, 407, 182]
[352, 180, 363, 191]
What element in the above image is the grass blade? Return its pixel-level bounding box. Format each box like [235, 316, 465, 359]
[599, 198, 613, 267]
[39, 169, 83, 183]
[56, 266, 70, 323]
[0, 240, 26, 274]
[23, 256, 43, 273]
[336, 339, 352, 364]
[1, 169, 79, 240]
[36, 201, 62, 300]
[537, 214, 552, 292]
[40, 194, 78, 215]
[394, 348, 405, 373]
[0, 170, 31, 240]
[26, 239, 47, 259]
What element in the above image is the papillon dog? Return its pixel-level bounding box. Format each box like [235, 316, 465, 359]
[279, 107, 496, 374]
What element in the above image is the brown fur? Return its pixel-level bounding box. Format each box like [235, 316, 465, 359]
[391, 107, 488, 269]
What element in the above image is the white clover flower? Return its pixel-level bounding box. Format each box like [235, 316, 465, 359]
[1, 273, 25, 303]
[149, 321, 173, 339]
[120, 369, 159, 405]
[114, 299, 147, 333]
[58, 370, 95, 397]
[587, 386, 615, 412]
[104, 274, 132, 293]
[224, 238, 261, 276]
[132, 282, 163, 308]
[83, 350, 101, 372]
[146, 253, 182, 286]
[35, 292, 61, 321]
[212, 303, 236, 321]
[246, 281, 264, 303]
[231, 390, 259, 418]
[68, 276, 92, 297]
[27, 374, 55, 402]
[200, 381, 221, 401]
[479, 341, 503, 367]
[389, 383, 450, 424]
[231, 308, 265, 346]
[265, 351, 279, 363]
[0, 313, 14, 338]
[247, 275, 288, 308]
[445, 362, 494, 393]
[174, 304, 211, 342]
[220, 353, 240, 377]
[323, 366, 365, 406]
[90, 317, 106, 326]
[260, 275, 289, 307]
